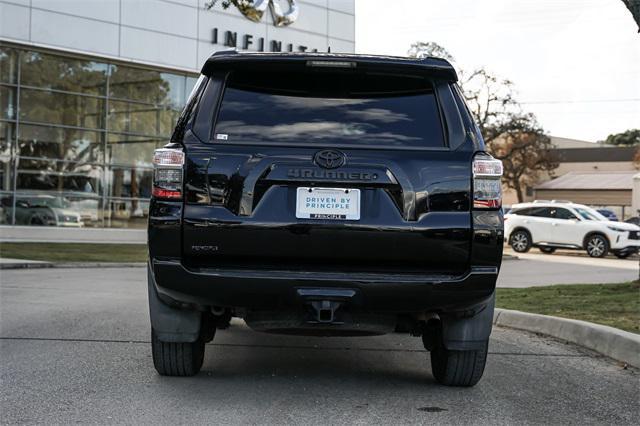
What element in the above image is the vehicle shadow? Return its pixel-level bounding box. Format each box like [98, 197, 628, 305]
[181, 323, 441, 388]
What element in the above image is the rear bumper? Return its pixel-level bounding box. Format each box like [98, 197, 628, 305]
[150, 258, 498, 314]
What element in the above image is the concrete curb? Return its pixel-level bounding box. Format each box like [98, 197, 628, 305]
[0, 262, 146, 270]
[494, 308, 640, 368]
[0, 261, 54, 270]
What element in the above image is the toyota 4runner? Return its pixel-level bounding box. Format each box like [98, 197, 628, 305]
[147, 52, 504, 387]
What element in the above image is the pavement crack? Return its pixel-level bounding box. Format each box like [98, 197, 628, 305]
[0, 336, 149, 344]
[0, 337, 589, 357]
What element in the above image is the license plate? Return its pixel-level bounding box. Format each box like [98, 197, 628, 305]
[296, 187, 360, 220]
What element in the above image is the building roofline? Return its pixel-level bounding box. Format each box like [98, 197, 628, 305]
[552, 146, 637, 163]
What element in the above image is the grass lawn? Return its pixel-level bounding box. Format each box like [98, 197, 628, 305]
[496, 282, 640, 334]
[0, 242, 148, 263]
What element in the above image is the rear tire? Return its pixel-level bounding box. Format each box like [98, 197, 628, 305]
[509, 230, 532, 253]
[430, 340, 489, 387]
[585, 234, 608, 258]
[151, 329, 206, 376]
[539, 247, 556, 254]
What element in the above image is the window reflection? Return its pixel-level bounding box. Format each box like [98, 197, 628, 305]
[1, 121, 14, 157]
[20, 51, 108, 96]
[18, 124, 102, 163]
[16, 161, 101, 197]
[216, 87, 444, 147]
[107, 166, 153, 199]
[0, 85, 16, 120]
[0, 157, 11, 192]
[0, 193, 13, 224]
[105, 198, 150, 229]
[8, 193, 102, 227]
[109, 65, 185, 107]
[0, 48, 18, 84]
[108, 100, 178, 137]
[107, 133, 163, 167]
[0, 45, 194, 228]
[20, 88, 104, 129]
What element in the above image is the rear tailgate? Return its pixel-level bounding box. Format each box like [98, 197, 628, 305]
[182, 59, 473, 275]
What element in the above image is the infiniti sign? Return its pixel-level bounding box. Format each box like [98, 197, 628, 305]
[205, 0, 299, 27]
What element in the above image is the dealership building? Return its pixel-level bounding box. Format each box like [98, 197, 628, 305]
[0, 0, 355, 239]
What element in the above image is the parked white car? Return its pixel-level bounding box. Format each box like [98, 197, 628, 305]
[504, 201, 640, 258]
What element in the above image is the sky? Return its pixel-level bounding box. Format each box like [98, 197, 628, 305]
[355, 0, 640, 142]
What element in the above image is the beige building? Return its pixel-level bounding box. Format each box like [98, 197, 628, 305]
[535, 171, 637, 219]
[503, 137, 638, 219]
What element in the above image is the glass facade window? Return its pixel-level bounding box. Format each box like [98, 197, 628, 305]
[20, 51, 109, 96]
[0, 85, 16, 120]
[0, 44, 197, 228]
[20, 88, 105, 129]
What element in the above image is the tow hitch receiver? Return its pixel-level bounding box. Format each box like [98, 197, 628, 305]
[296, 288, 359, 324]
[310, 300, 343, 323]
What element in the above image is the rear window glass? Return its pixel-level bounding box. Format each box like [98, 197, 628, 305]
[213, 73, 445, 148]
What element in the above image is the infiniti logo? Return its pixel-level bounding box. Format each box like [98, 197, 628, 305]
[314, 150, 346, 169]
[205, 0, 299, 27]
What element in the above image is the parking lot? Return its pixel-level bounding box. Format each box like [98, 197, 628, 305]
[498, 248, 639, 287]
[1, 266, 638, 424]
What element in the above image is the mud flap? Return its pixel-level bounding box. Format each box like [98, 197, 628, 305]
[147, 263, 202, 343]
[440, 293, 495, 351]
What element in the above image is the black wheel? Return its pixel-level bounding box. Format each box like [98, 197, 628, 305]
[539, 247, 556, 254]
[614, 252, 631, 259]
[430, 340, 489, 387]
[585, 234, 609, 258]
[30, 215, 44, 226]
[510, 230, 532, 253]
[151, 329, 206, 376]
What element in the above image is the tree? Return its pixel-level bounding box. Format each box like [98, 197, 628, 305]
[599, 129, 640, 146]
[408, 41, 558, 202]
[487, 114, 558, 202]
[406, 42, 519, 143]
[458, 68, 519, 144]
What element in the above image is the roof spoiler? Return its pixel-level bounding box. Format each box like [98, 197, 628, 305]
[201, 51, 458, 82]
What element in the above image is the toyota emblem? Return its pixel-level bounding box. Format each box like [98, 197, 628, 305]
[314, 150, 346, 169]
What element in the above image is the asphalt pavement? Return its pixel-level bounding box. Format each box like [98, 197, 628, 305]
[1, 267, 639, 425]
[498, 249, 639, 287]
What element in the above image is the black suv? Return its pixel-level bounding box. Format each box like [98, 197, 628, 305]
[147, 52, 504, 387]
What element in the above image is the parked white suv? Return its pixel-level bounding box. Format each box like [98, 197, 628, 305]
[504, 201, 640, 258]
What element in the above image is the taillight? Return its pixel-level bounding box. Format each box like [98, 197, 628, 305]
[152, 148, 184, 200]
[472, 154, 503, 209]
